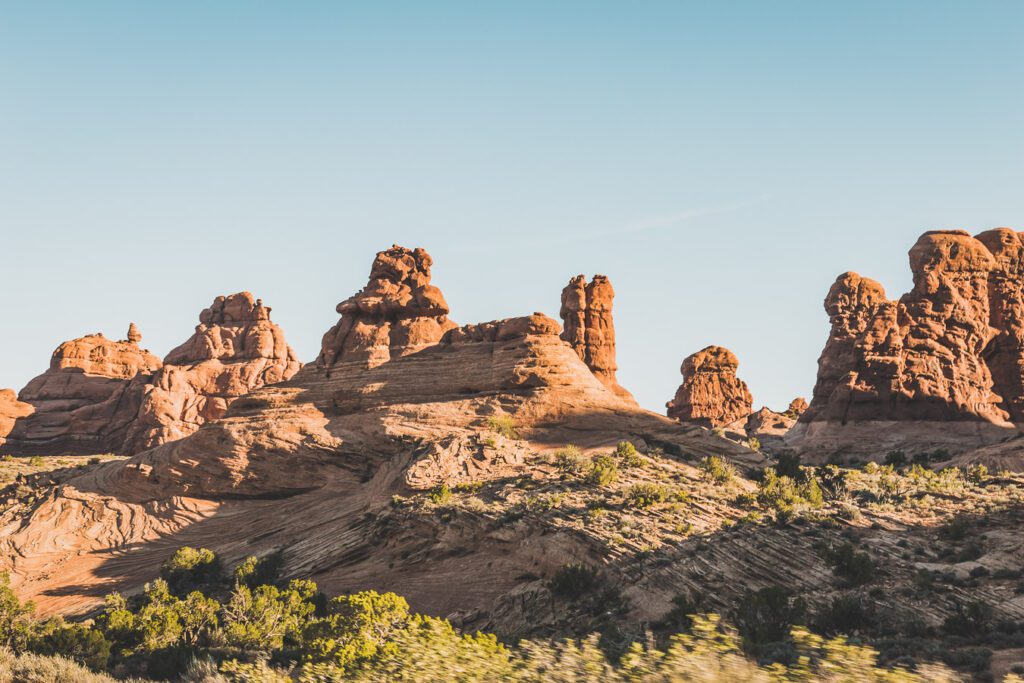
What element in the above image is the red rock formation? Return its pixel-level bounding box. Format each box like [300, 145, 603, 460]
[787, 397, 808, 417]
[122, 292, 302, 454]
[319, 245, 456, 367]
[978, 228, 1024, 422]
[0, 390, 33, 452]
[6, 327, 163, 455]
[559, 274, 633, 400]
[793, 229, 1023, 458]
[666, 345, 753, 428]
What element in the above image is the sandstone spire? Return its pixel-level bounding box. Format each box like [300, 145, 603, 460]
[126, 322, 142, 344]
[559, 274, 632, 400]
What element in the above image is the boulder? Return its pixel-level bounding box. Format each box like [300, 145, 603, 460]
[666, 346, 753, 428]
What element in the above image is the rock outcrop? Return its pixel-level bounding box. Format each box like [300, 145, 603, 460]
[0, 390, 33, 451]
[121, 292, 302, 454]
[0, 245, 762, 620]
[318, 245, 457, 367]
[559, 275, 633, 400]
[792, 229, 1024, 459]
[666, 346, 753, 428]
[5, 298, 300, 457]
[786, 397, 808, 417]
[4, 328, 163, 455]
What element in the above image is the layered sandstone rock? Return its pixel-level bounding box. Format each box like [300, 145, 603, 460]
[318, 245, 457, 367]
[121, 292, 302, 454]
[666, 346, 753, 428]
[559, 275, 633, 400]
[978, 228, 1024, 422]
[745, 407, 796, 440]
[1, 245, 762, 619]
[0, 390, 33, 451]
[5, 328, 162, 455]
[786, 397, 808, 417]
[792, 229, 1024, 459]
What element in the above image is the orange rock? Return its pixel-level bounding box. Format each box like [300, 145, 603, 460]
[318, 245, 457, 367]
[0, 390, 33, 451]
[5, 331, 162, 455]
[977, 228, 1024, 422]
[559, 274, 633, 401]
[666, 345, 753, 428]
[122, 292, 302, 453]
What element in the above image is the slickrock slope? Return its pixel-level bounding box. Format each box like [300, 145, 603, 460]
[559, 274, 634, 401]
[122, 292, 301, 454]
[4, 328, 162, 455]
[0, 245, 762, 624]
[666, 345, 753, 428]
[791, 229, 1024, 460]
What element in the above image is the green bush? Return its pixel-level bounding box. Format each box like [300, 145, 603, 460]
[302, 591, 411, 669]
[486, 415, 519, 439]
[756, 467, 823, 519]
[28, 617, 111, 671]
[233, 550, 285, 589]
[615, 441, 644, 468]
[428, 484, 453, 505]
[731, 586, 805, 652]
[547, 563, 600, 600]
[624, 483, 669, 509]
[813, 594, 876, 636]
[698, 456, 735, 485]
[552, 445, 588, 475]
[943, 601, 993, 636]
[584, 455, 618, 487]
[0, 571, 35, 650]
[160, 546, 222, 595]
[818, 542, 875, 586]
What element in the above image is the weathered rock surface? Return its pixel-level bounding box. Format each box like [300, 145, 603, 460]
[0, 390, 33, 451]
[121, 293, 302, 454]
[666, 346, 753, 428]
[0, 245, 762, 622]
[559, 274, 633, 401]
[792, 229, 1024, 459]
[787, 397, 808, 417]
[318, 245, 457, 367]
[4, 328, 163, 455]
[745, 407, 796, 440]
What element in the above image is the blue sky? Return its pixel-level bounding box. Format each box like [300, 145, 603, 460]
[1, 1, 1022, 413]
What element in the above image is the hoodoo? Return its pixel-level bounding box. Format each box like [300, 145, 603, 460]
[559, 274, 634, 401]
[666, 345, 753, 428]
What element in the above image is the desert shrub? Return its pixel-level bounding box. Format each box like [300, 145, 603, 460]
[698, 456, 735, 485]
[818, 542, 875, 586]
[657, 590, 705, 633]
[0, 572, 35, 650]
[584, 455, 618, 487]
[428, 484, 452, 505]
[486, 415, 518, 439]
[747, 437, 761, 452]
[547, 563, 600, 600]
[552, 445, 588, 475]
[233, 550, 286, 589]
[614, 441, 644, 468]
[27, 456, 44, 467]
[940, 514, 970, 541]
[28, 617, 111, 671]
[756, 467, 823, 520]
[817, 464, 852, 501]
[0, 647, 125, 683]
[966, 463, 989, 484]
[223, 579, 318, 651]
[160, 546, 222, 595]
[624, 483, 669, 509]
[775, 452, 802, 479]
[943, 600, 993, 636]
[814, 594, 876, 636]
[301, 590, 412, 669]
[731, 586, 806, 652]
[885, 450, 907, 468]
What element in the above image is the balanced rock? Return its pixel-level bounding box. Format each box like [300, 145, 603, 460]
[122, 292, 301, 453]
[318, 245, 457, 367]
[559, 274, 633, 400]
[6, 332, 162, 455]
[792, 229, 1024, 458]
[666, 345, 753, 428]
